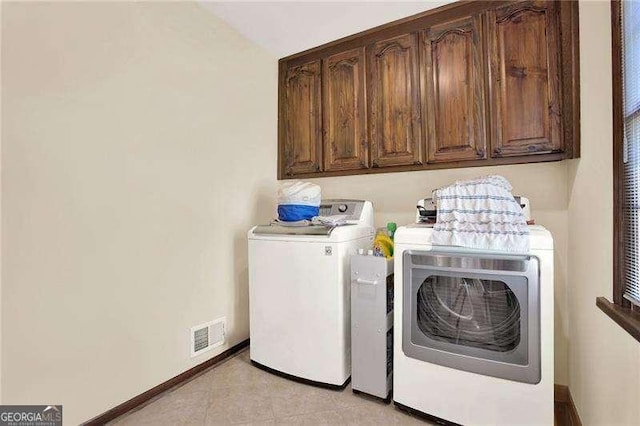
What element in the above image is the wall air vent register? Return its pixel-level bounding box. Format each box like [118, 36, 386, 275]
[190, 317, 226, 357]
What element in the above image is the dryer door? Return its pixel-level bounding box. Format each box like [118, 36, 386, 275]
[402, 250, 540, 384]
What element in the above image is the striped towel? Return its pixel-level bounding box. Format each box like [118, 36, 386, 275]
[431, 175, 529, 252]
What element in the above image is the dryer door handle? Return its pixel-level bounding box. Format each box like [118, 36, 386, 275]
[355, 278, 378, 286]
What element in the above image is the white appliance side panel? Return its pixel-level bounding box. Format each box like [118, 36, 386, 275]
[393, 242, 554, 426]
[249, 236, 372, 385]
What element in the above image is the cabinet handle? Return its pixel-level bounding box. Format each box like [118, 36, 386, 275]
[356, 278, 378, 286]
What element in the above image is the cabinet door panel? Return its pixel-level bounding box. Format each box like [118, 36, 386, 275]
[368, 34, 422, 168]
[488, 1, 562, 157]
[281, 60, 322, 176]
[323, 48, 368, 171]
[423, 15, 487, 163]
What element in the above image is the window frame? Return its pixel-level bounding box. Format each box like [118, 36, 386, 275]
[599, 0, 640, 343]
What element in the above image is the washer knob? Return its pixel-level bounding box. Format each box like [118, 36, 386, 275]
[338, 204, 348, 213]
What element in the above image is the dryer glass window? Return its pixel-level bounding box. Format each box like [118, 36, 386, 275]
[416, 276, 520, 352]
[402, 250, 541, 384]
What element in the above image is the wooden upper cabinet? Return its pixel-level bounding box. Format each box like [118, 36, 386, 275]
[323, 48, 368, 172]
[277, 1, 579, 179]
[280, 60, 322, 177]
[487, 1, 562, 158]
[368, 33, 423, 168]
[422, 15, 487, 163]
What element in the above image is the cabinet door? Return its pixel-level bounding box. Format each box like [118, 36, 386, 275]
[368, 33, 423, 168]
[323, 48, 368, 172]
[422, 15, 487, 163]
[280, 60, 322, 176]
[487, 1, 562, 158]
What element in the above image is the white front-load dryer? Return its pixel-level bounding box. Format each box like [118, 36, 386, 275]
[248, 200, 374, 388]
[393, 224, 554, 425]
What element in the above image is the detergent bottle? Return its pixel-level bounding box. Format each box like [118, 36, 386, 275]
[373, 226, 394, 258]
[387, 222, 397, 239]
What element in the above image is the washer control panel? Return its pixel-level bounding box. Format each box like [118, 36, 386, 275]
[318, 200, 365, 221]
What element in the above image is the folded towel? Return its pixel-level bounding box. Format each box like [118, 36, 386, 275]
[431, 175, 529, 252]
[311, 215, 349, 227]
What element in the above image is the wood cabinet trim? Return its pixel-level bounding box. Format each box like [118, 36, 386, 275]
[494, 2, 548, 24]
[559, 0, 580, 159]
[277, 60, 285, 179]
[286, 152, 566, 180]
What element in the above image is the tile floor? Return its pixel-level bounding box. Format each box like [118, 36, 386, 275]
[110, 348, 433, 425]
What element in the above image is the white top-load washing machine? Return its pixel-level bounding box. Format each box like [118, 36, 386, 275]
[394, 198, 554, 425]
[248, 200, 374, 388]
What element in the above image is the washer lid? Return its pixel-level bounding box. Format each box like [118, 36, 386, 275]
[248, 224, 374, 243]
[252, 223, 339, 236]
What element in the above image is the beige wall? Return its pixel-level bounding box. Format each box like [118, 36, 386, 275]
[566, 2, 640, 425]
[6, 1, 635, 424]
[1, 3, 277, 424]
